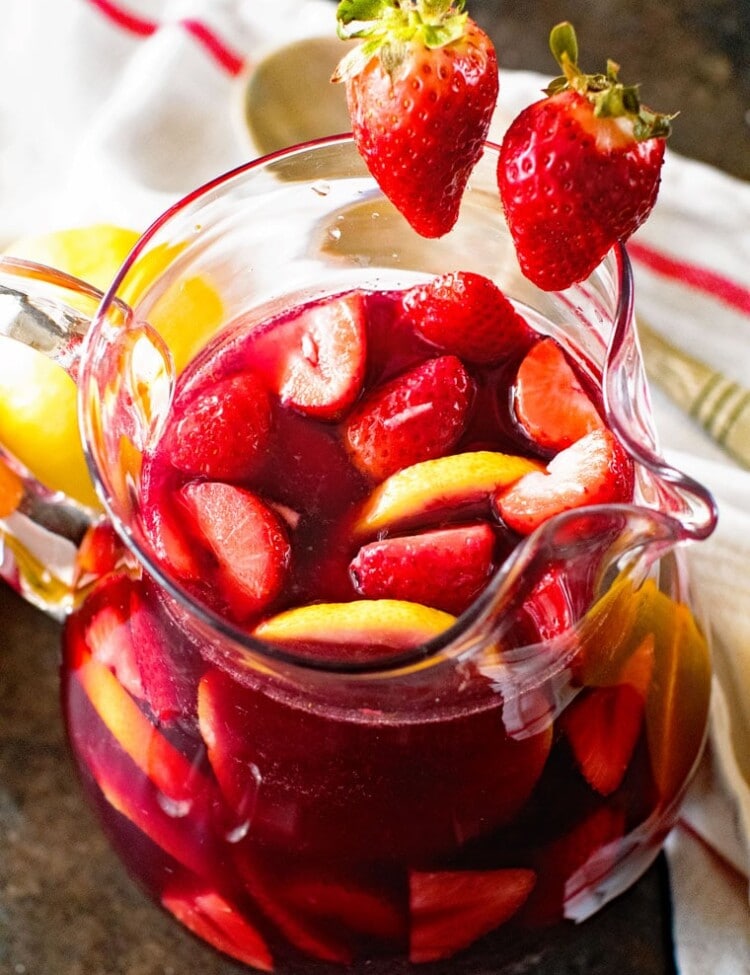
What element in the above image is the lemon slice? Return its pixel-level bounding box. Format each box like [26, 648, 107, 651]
[355, 451, 543, 535]
[255, 599, 456, 651]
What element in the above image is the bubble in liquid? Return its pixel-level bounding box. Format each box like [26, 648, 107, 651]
[156, 793, 193, 818]
[223, 761, 262, 844]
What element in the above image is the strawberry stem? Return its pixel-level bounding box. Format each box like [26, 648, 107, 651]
[334, 0, 468, 74]
[545, 21, 673, 140]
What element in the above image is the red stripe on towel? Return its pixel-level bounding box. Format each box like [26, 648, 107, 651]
[87, 0, 157, 36]
[180, 19, 245, 76]
[86, 1, 245, 75]
[629, 239, 750, 316]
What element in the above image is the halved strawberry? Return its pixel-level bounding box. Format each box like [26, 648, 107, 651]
[254, 293, 367, 420]
[163, 371, 272, 481]
[494, 429, 635, 535]
[409, 868, 536, 962]
[129, 582, 200, 722]
[74, 521, 128, 588]
[523, 804, 626, 925]
[401, 272, 536, 365]
[513, 338, 603, 450]
[349, 522, 496, 616]
[198, 669, 263, 818]
[283, 875, 406, 945]
[140, 464, 202, 581]
[162, 886, 274, 972]
[64, 571, 144, 698]
[181, 482, 291, 622]
[235, 850, 355, 965]
[562, 634, 655, 796]
[343, 355, 474, 480]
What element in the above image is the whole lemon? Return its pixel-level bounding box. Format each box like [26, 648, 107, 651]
[2, 225, 224, 509]
[1, 225, 140, 508]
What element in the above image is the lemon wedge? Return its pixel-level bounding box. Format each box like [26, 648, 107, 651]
[355, 451, 543, 535]
[255, 599, 456, 650]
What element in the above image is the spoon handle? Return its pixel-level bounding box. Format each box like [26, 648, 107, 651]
[637, 317, 750, 470]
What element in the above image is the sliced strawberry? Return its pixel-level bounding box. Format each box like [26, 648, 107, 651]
[283, 875, 406, 945]
[494, 429, 635, 535]
[563, 634, 655, 796]
[140, 463, 202, 581]
[409, 868, 536, 963]
[349, 522, 496, 615]
[254, 293, 367, 420]
[197, 669, 263, 820]
[65, 571, 144, 698]
[162, 886, 273, 972]
[344, 355, 474, 480]
[234, 848, 355, 964]
[163, 371, 272, 481]
[181, 482, 291, 622]
[401, 271, 536, 365]
[129, 582, 200, 722]
[513, 338, 603, 450]
[523, 804, 626, 925]
[74, 521, 128, 588]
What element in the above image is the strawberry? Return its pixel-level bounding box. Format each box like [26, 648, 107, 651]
[562, 633, 655, 796]
[523, 804, 626, 925]
[498, 22, 672, 290]
[400, 271, 536, 364]
[409, 868, 536, 962]
[163, 371, 272, 481]
[343, 354, 474, 480]
[73, 521, 128, 588]
[162, 886, 273, 972]
[180, 482, 291, 622]
[332, 0, 499, 238]
[254, 292, 368, 420]
[350, 522, 496, 615]
[513, 337, 603, 450]
[65, 571, 143, 698]
[494, 428, 634, 536]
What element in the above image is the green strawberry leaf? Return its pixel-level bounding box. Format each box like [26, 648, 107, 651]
[336, 0, 388, 27]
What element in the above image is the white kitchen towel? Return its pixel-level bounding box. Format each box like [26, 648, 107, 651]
[1, 1, 749, 972]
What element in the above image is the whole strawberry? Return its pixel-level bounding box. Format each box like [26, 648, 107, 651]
[498, 22, 672, 291]
[332, 0, 498, 238]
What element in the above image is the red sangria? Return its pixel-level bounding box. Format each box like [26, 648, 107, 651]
[58, 137, 714, 970]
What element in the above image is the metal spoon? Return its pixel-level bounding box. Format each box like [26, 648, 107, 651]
[239, 36, 353, 156]
[637, 317, 750, 470]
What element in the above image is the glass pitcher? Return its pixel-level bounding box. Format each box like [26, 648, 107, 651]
[0, 136, 716, 970]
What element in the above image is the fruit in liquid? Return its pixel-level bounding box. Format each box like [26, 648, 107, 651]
[62, 277, 711, 968]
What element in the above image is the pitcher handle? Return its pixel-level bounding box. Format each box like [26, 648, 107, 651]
[0, 257, 122, 617]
